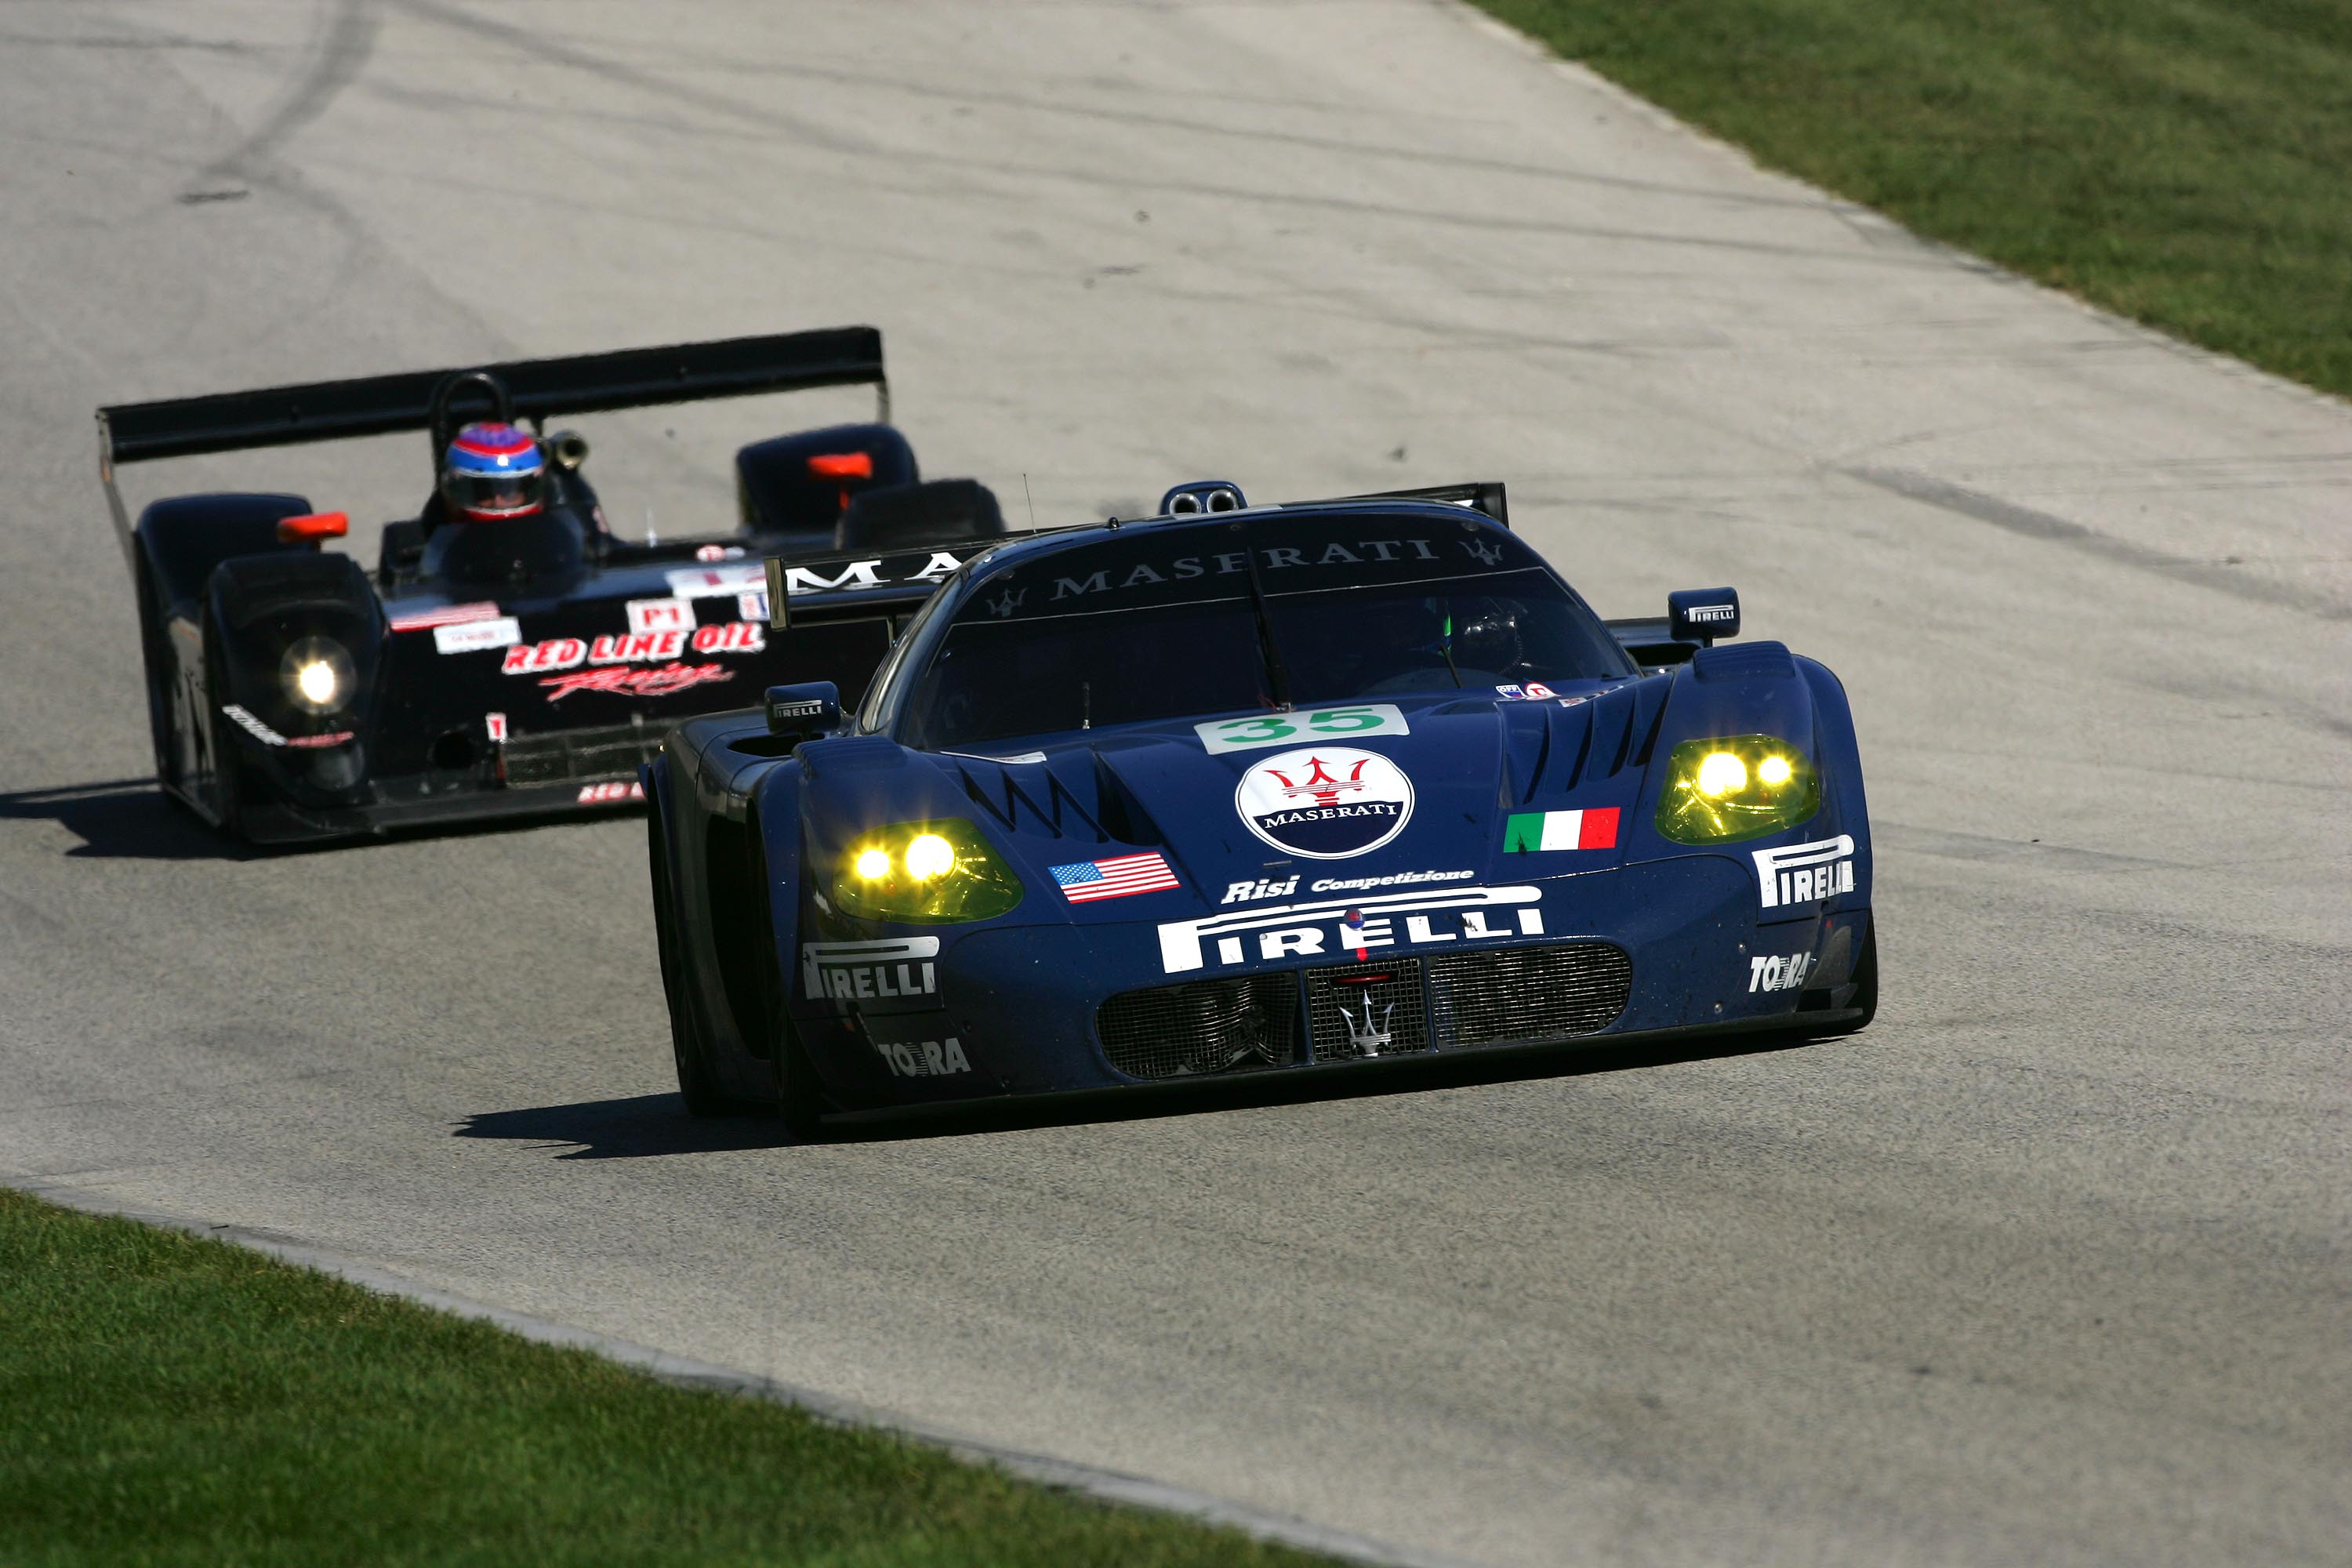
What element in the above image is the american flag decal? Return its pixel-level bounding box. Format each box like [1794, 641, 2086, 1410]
[1050, 852, 1181, 904]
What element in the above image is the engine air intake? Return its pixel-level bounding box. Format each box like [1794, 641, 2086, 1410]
[1096, 974, 1299, 1080]
[1425, 942, 1631, 1047]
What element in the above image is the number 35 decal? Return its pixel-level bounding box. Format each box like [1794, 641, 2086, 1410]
[1194, 704, 1410, 754]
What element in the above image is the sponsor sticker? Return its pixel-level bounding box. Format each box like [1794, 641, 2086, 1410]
[870, 1034, 972, 1078]
[1752, 835, 1857, 910]
[1196, 704, 1407, 755]
[388, 601, 500, 633]
[666, 563, 768, 599]
[1158, 884, 1541, 974]
[539, 662, 733, 702]
[802, 936, 943, 1015]
[626, 597, 696, 636]
[576, 779, 645, 805]
[737, 590, 770, 624]
[1748, 953, 1814, 993]
[1050, 852, 1181, 905]
[1502, 808, 1619, 853]
[503, 624, 763, 678]
[485, 712, 508, 743]
[1218, 869, 1475, 903]
[695, 543, 746, 563]
[219, 703, 285, 746]
[433, 615, 521, 655]
[1233, 746, 1414, 860]
[1686, 604, 1737, 624]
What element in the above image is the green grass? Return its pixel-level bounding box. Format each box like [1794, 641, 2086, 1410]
[1475, 0, 2352, 400]
[0, 1189, 1332, 1567]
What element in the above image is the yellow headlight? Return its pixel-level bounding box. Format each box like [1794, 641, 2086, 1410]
[904, 833, 956, 880]
[1656, 736, 1821, 844]
[833, 819, 1025, 924]
[1696, 751, 1748, 797]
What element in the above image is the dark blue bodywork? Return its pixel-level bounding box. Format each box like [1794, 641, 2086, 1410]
[646, 497, 1875, 1124]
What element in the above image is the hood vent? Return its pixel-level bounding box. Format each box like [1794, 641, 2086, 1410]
[953, 744, 1166, 846]
[1499, 677, 1670, 804]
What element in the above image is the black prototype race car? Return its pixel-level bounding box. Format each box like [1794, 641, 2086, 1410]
[646, 481, 1876, 1133]
[100, 327, 1005, 843]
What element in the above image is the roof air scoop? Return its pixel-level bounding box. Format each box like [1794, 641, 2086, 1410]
[1159, 480, 1246, 517]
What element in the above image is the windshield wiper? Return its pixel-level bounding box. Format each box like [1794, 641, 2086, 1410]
[1232, 524, 1294, 710]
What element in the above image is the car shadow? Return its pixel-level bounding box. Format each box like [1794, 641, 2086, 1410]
[0, 778, 256, 861]
[454, 1094, 798, 1159]
[0, 776, 651, 862]
[459, 1029, 1846, 1160]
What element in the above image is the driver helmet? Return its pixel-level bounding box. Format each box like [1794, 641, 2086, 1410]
[441, 423, 545, 521]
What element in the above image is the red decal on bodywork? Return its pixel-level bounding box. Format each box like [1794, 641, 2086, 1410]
[539, 662, 734, 703]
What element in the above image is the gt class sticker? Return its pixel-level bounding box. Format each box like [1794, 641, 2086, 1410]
[1159, 884, 1541, 974]
[1234, 746, 1414, 859]
[800, 936, 942, 1015]
[1752, 834, 1857, 909]
[626, 597, 695, 636]
[1196, 705, 1408, 755]
[434, 616, 521, 655]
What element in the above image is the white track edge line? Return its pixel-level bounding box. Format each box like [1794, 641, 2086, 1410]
[12, 1178, 1483, 1568]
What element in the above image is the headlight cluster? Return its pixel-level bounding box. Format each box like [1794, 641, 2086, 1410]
[1655, 735, 1820, 844]
[833, 818, 1024, 924]
[280, 637, 356, 714]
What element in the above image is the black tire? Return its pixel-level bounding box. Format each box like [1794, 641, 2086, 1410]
[648, 806, 735, 1117]
[771, 978, 826, 1142]
[198, 607, 246, 840]
[132, 555, 180, 790]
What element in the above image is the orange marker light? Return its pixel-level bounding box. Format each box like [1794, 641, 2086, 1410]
[277, 510, 350, 544]
[806, 452, 874, 479]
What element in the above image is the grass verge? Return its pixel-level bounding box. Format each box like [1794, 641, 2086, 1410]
[0, 1189, 1334, 1567]
[1475, 0, 2352, 401]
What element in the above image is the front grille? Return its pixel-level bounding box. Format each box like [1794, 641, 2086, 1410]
[502, 720, 663, 786]
[1425, 943, 1631, 1047]
[1305, 958, 1429, 1060]
[1096, 974, 1300, 1080]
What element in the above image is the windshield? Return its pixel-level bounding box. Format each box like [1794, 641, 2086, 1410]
[900, 514, 1632, 751]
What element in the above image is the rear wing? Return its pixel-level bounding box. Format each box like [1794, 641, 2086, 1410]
[761, 532, 1043, 632]
[96, 325, 887, 567]
[1297, 481, 1508, 529]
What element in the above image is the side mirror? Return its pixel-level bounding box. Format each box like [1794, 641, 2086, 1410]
[766, 681, 840, 739]
[1668, 587, 1740, 646]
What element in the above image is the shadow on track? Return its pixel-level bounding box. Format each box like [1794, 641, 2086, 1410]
[458, 1029, 1849, 1160]
[0, 778, 254, 861]
[0, 776, 648, 862]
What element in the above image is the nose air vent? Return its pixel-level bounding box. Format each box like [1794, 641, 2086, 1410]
[1692, 640, 1796, 681]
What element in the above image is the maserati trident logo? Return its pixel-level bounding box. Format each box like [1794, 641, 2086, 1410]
[1234, 746, 1414, 859]
[986, 586, 1026, 619]
[1461, 536, 1504, 566]
[1338, 996, 1395, 1057]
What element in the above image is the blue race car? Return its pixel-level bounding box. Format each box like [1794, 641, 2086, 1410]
[644, 481, 1875, 1130]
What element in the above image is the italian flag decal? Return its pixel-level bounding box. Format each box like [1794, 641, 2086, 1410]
[1502, 807, 1620, 853]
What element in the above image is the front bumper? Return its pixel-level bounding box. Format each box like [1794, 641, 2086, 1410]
[793, 855, 1871, 1113]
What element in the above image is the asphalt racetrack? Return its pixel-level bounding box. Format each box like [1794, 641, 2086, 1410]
[2, 4, 2346, 1564]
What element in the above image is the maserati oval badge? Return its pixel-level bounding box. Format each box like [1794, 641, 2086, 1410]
[1233, 746, 1415, 860]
